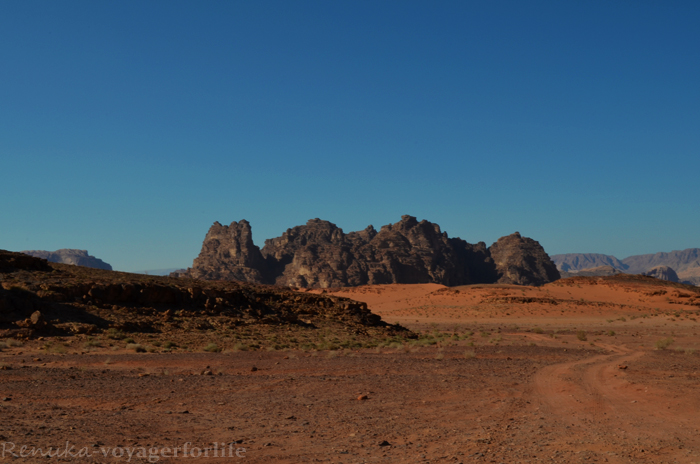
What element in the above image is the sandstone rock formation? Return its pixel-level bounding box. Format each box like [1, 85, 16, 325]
[183, 220, 267, 283]
[21, 249, 112, 271]
[489, 232, 561, 286]
[178, 216, 560, 288]
[643, 265, 680, 283]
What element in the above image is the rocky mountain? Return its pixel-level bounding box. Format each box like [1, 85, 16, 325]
[21, 249, 112, 271]
[621, 248, 700, 275]
[177, 216, 560, 288]
[553, 249, 700, 286]
[551, 253, 627, 272]
[489, 232, 560, 286]
[642, 265, 680, 283]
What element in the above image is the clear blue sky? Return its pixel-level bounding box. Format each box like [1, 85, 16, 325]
[2, 1, 699, 272]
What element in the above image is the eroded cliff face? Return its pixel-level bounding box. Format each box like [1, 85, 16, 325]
[178, 216, 560, 288]
[185, 220, 267, 283]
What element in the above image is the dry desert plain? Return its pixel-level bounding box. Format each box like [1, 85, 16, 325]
[3, 275, 700, 464]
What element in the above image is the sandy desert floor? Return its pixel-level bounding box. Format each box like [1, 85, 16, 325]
[2, 276, 700, 463]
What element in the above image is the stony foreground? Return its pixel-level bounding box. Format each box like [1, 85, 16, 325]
[2, 323, 700, 464]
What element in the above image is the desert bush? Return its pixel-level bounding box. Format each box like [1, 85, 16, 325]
[84, 339, 102, 349]
[126, 343, 146, 353]
[3, 339, 23, 348]
[464, 350, 476, 359]
[123, 337, 135, 344]
[607, 331, 616, 336]
[106, 328, 126, 340]
[203, 343, 221, 353]
[655, 337, 674, 350]
[576, 331, 588, 341]
[532, 327, 543, 334]
[163, 341, 177, 349]
[234, 342, 250, 351]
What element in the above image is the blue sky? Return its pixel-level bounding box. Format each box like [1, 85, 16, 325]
[2, 1, 699, 271]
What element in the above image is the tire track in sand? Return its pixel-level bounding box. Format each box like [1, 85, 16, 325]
[529, 337, 699, 462]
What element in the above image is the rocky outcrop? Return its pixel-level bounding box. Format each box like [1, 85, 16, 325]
[179, 216, 559, 288]
[489, 232, 561, 286]
[183, 220, 267, 283]
[257, 216, 501, 287]
[643, 265, 680, 283]
[0, 249, 404, 342]
[0, 250, 52, 273]
[21, 249, 112, 271]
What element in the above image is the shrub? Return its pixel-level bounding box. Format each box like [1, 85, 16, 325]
[233, 342, 250, 351]
[106, 328, 126, 340]
[576, 331, 588, 341]
[533, 327, 543, 334]
[84, 340, 102, 348]
[464, 350, 476, 359]
[655, 337, 674, 350]
[126, 343, 146, 353]
[203, 343, 221, 353]
[607, 331, 616, 336]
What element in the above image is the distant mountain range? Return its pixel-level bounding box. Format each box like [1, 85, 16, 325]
[136, 268, 185, 276]
[21, 249, 112, 271]
[551, 249, 700, 285]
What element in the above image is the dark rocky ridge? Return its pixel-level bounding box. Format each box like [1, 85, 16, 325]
[177, 216, 560, 288]
[0, 249, 403, 343]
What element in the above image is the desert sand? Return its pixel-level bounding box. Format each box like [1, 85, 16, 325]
[2, 275, 700, 463]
